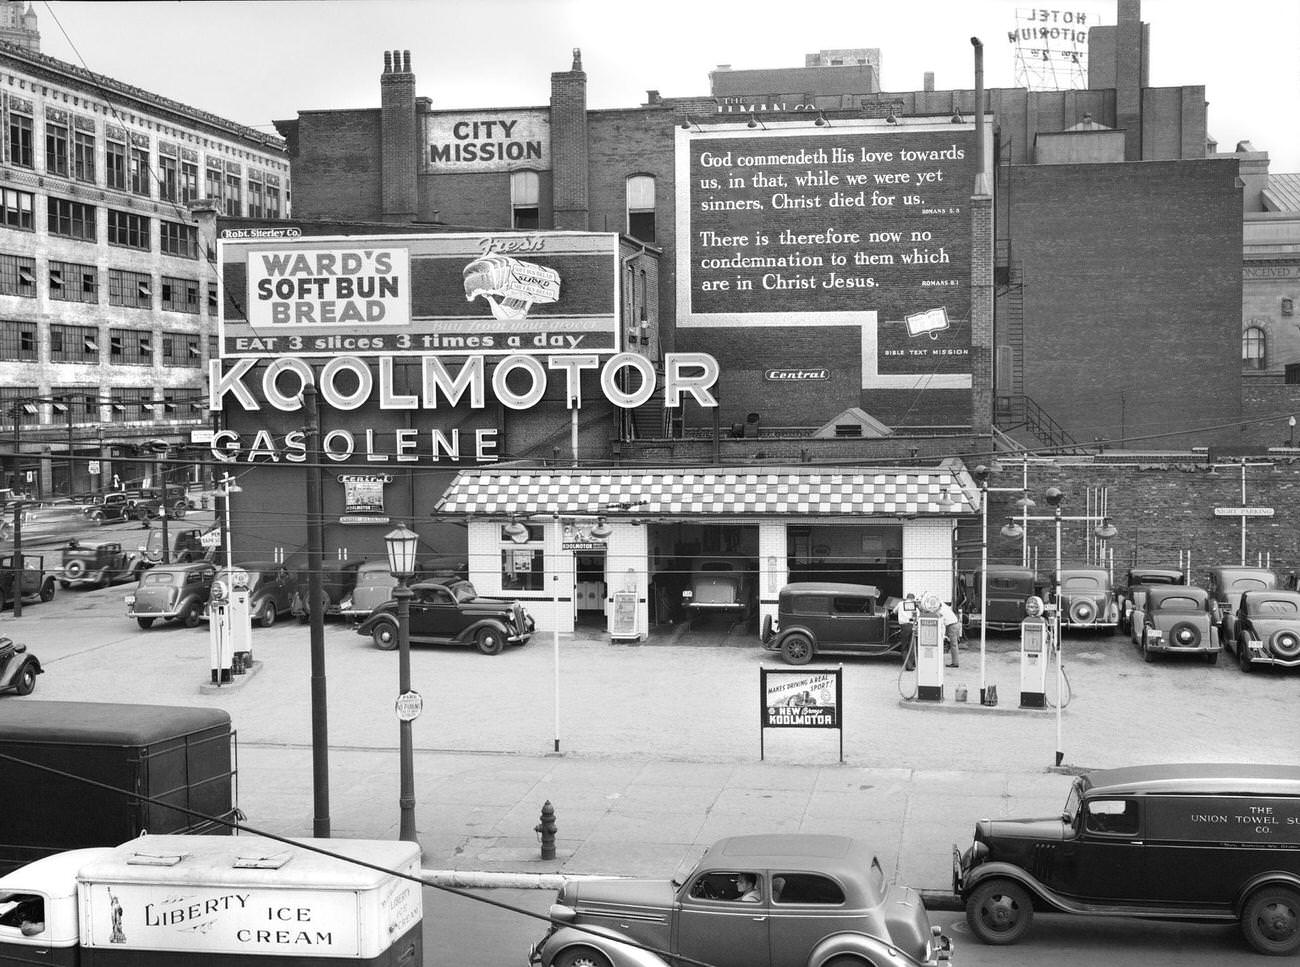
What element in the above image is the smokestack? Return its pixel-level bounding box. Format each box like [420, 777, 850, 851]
[970, 37, 989, 195]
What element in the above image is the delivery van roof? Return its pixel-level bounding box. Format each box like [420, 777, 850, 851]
[0, 701, 230, 747]
[75, 835, 421, 890]
[1081, 762, 1300, 797]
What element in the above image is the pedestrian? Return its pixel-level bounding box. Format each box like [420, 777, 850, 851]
[938, 600, 962, 667]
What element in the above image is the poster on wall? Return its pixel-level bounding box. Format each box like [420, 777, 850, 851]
[218, 231, 621, 357]
[338, 472, 392, 523]
[674, 120, 978, 401]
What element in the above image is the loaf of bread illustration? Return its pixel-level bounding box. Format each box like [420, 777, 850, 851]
[463, 255, 561, 320]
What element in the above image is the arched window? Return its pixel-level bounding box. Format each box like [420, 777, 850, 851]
[510, 170, 539, 230]
[1242, 326, 1266, 369]
[626, 174, 655, 243]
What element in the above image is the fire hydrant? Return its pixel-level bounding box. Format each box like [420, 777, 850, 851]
[535, 801, 557, 860]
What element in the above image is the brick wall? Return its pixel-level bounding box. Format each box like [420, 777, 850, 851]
[1009, 159, 1243, 449]
[283, 110, 384, 221]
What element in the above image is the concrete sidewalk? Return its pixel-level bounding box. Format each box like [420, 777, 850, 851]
[11, 600, 1298, 893]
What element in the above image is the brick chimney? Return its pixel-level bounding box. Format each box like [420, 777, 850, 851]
[380, 49, 418, 223]
[550, 48, 589, 231]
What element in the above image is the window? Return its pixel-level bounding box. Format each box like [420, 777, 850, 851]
[106, 136, 126, 189]
[161, 332, 201, 368]
[1084, 798, 1140, 836]
[510, 170, 539, 229]
[158, 154, 179, 202]
[688, 872, 765, 902]
[108, 269, 153, 309]
[47, 196, 96, 241]
[44, 119, 69, 176]
[205, 162, 223, 206]
[500, 522, 544, 591]
[161, 276, 199, 314]
[770, 873, 847, 905]
[109, 328, 153, 365]
[247, 176, 265, 218]
[73, 128, 95, 183]
[266, 183, 281, 219]
[1243, 326, 1266, 369]
[109, 387, 152, 421]
[107, 209, 150, 250]
[7, 110, 32, 168]
[51, 387, 99, 424]
[159, 220, 198, 259]
[0, 188, 34, 230]
[0, 321, 37, 360]
[181, 158, 199, 202]
[0, 254, 37, 297]
[129, 145, 150, 196]
[48, 260, 98, 304]
[0, 387, 40, 428]
[207, 282, 219, 312]
[49, 323, 99, 363]
[626, 174, 656, 243]
[1286, 364, 1300, 385]
[224, 171, 242, 216]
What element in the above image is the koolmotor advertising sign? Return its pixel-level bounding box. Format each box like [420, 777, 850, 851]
[675, 120, 978, 400]
[218, 231, 620, 357]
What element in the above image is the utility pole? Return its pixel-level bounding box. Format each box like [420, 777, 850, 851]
[304, 384, 330, 837]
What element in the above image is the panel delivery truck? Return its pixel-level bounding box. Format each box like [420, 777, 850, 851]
[0, 834, 423, 966]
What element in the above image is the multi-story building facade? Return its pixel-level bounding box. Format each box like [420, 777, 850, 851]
[0, 25, 289, 497]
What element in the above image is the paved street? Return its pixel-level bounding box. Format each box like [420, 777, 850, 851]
[3, 584, 1295, 899]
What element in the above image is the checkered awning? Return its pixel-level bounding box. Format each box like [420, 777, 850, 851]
[435, 465, 977, 518]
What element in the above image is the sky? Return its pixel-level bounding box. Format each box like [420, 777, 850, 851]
[34, 0, 1300, 173]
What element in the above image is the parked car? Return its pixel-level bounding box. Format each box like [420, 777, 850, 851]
[336, 557, 459, 620]
[681, 558, 754, 615]
[124, 561, 215, 629]
[957, 565, 1045, 631]
[357, 579, 534, 655]
[760, 582, 901, 665]
[290, 558, 363, 620]
[530, 833, 953, 967]
[954, 762, 1300, 955]
[133, 485, 190, 521]
[1205, 565, 1278, 642]
[202, 562, 297, 628]
[1227, 588, 1300, 673]
[82, 491, 140, 524]
[1115, 566, 1186, 635]
[138, 527, 210, 567]
[1136, 584, 1221, 663]
[0, 637, 40, 696]
[59, 540, 142, 589]
[0, 554, 57, 611]
[1051, 566, 1117, 630]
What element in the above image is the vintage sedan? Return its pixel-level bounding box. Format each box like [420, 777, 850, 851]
[202, 562, 297, 628]
[290, 558, 364, 620]
[1052, 566, 1117, 630]
[760, 582, 900, 665]
[681, 558, 753, 615]
[1115, 566, 1186, 635]
[125, 561, 215, 629]
[357, 579, 534, 654]
[530, 833, 952, 967]
[1228, 589, 1300, 672]
[1136, 585, 1221, 663]
[59, 540, 140, 589]
[957, 566, 1045, 631]
[1205, 565, 1278, 642]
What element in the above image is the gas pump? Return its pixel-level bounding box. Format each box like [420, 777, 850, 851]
[1019, 594, 1049, 708]
[208, 569, 252, 684]
[914, 591, 946, 702]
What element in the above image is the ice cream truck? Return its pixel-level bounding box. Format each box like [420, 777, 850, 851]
[0, 834, 422, 966]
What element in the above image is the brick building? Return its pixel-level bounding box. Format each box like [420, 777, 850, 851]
[0, 30, 289, 498]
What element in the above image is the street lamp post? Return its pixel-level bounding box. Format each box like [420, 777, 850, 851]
[385, 522, 420, 844]
[999, 488, 1117, 767]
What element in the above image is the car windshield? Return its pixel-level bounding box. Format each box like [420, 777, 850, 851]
[1063, 575, 1102, 590]
[450, 583, 477, 603]
[359, 570, 395, 587]
[141, 571, 176, 586]
[1256, 598, 1300, 616]
[1158, 594, 1201, 612]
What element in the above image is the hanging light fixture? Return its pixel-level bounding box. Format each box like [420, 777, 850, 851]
[589, 517, 613, 540]
[502, 518, 530, 544]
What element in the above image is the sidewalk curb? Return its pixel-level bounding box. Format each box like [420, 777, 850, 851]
[421, 869, 618, 890]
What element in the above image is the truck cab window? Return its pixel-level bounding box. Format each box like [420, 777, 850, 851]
[0, 893, 45, 935]
[1085, 798, 1139, 836]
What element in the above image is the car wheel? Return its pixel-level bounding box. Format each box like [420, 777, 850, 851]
[1241, 886, 1300, 956]
[372, 622, 398, 651]
[137, 617, 155, 629]
[1238, 635, 1254, 673]
[1168, 621, 1201, 649]
[1141, 632, 1154, 663]
[257, 600, 277, 628]
[181, 602, 201, 628]
[552, 946, 613, 967]
[1270, 629, 1300, 660]
[780, 633, 814, 665]
[89, 510, 104, 524]
[39, 580, 55, 603]
[14, 662, 37, 696]
[172, 500, 188, 519]
[64, 559, 86, 581]
[966, 879, 1034, 945]
[761, 613, 773, 644]
[0, 588, 7, 611]
[475, 626, 505, 656]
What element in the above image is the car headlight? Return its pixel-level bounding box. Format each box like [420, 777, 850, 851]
[124, 594, 135, 606]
